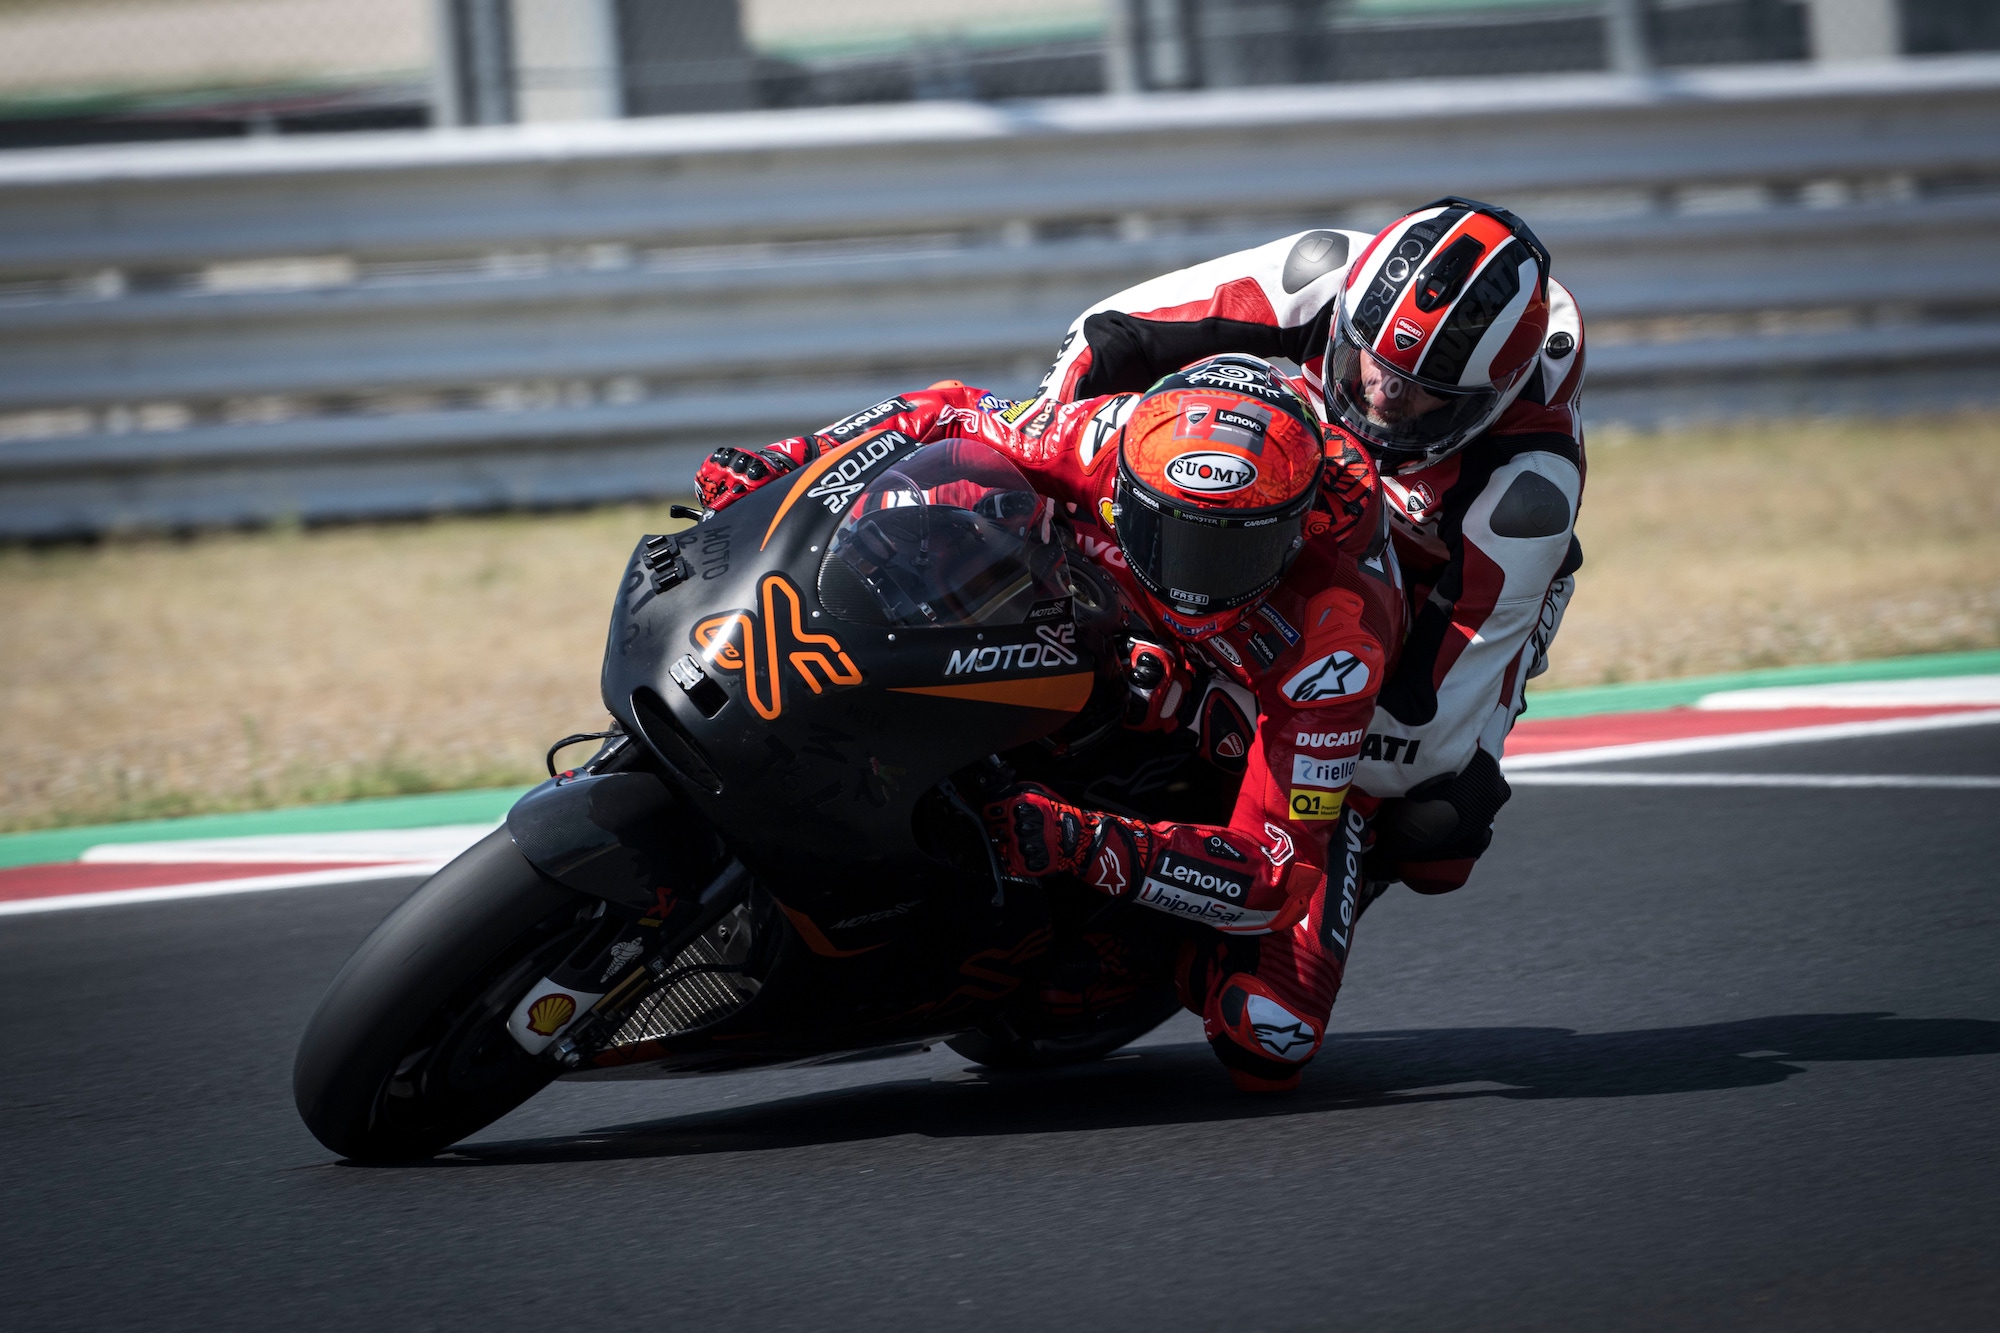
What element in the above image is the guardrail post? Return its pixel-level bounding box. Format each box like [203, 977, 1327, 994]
[436, 0, 518, 126]
[1137, 0, 1199, 90]
[1604, 0, 1654, 76]
[1105, 0, 1142, 94]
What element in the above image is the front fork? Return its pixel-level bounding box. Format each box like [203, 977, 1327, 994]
[506, 858, 750, 1064]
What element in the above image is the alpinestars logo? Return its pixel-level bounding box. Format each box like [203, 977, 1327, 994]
[1393, 317, 1427, 351]
[1245, 992, 1317, 1060]
[1089, 842, 1127, 895]
[1077, 395, 1135, 472]
[1283, 651, 1371, 703]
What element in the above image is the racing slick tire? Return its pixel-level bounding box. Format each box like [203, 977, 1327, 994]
[293, 827, 590, 1162]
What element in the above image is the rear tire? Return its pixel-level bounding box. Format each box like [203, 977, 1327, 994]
[293, 828, 587, 1162]
[947, 986, 1182, 1070]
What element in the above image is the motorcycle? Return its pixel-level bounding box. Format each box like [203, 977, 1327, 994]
[294, 432, 1243, 1162]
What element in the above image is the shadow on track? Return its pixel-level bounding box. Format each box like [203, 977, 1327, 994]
[392, 1012, 1999, 1168]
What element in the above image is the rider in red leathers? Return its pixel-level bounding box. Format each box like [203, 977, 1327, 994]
[699, 356, 1405, 1090]
[1015, 198, 1587, 896]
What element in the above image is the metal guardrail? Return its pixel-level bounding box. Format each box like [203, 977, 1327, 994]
[3, 55, 1999, 537]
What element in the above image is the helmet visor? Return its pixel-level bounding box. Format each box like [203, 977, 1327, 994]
[1114, 464, 1310, 615]
[1324, 312, 1514, 466]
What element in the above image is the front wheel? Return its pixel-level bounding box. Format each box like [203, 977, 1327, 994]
[293, 828, 590, 1162]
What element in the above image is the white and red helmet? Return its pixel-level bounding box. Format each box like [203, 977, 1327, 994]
[1325, 197, 1552, 473]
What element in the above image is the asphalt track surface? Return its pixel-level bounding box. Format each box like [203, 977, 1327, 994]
[4, 724, 1996, 1332]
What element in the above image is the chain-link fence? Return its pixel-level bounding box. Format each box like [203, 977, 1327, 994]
[0, 0, 1997, 146]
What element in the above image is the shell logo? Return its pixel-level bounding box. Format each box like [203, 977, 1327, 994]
[525, 992, 577, 1036]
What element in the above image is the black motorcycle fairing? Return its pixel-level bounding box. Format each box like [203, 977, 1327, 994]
[506, 770, 726, 911]
[600, 429, 1112, 893]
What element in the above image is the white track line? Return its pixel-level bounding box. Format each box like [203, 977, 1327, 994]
[78, 824, 496, 865]
[1508, 772, 2000, 789]
[1695, 674, 2000, 710]
[0, 862, 439, 918]
[1502, 708, 2000, 770]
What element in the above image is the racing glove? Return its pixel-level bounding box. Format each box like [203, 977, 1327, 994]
[1124, 639, 1200, 734]
[694, 434, 825, 511]
[983, 783, 1153, 892]
[1364, 750, 1512, 894]
[983, 784, 1312, 933]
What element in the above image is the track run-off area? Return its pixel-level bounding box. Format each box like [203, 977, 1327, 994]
[1, 684, 1996, 1330]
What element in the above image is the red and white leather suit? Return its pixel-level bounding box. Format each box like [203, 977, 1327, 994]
[1023, 229, 1587, 891]
[766, 383, 1407, 1088]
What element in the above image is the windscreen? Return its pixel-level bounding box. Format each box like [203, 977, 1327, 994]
[816, 438, 1071, 628]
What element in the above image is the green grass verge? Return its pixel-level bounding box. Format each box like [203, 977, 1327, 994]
[0, 786, 528, 871]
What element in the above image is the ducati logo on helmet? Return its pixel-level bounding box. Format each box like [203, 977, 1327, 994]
[1393, 317, 1426, 351]
[1164, 451, 1257, 495]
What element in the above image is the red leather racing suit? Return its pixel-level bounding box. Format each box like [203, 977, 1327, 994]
[797, 383, 1406, 1087]
[1022, 228, 1587, 891]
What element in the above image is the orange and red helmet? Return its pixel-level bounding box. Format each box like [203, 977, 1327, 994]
[1113, 354, 1322, 638]
[1326, 197, 1552, 473]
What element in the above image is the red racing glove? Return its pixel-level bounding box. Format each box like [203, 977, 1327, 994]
[694, 435, 825, 511]
[983, 783, 1154, 894]
[985, 785, 1321, 934]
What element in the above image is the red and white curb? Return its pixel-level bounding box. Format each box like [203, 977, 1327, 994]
[0, 826, 495, 917]
[3, 675, 1995, 917]
[1505, 675, 2000, 786]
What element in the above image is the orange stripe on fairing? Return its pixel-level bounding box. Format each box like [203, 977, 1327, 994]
[760, 426, 893, 551]
[778, 901, 886, 958]
[889, 672, 1096, 712]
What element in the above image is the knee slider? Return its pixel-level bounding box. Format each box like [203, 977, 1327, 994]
[1204, 974, 1323, 1086]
